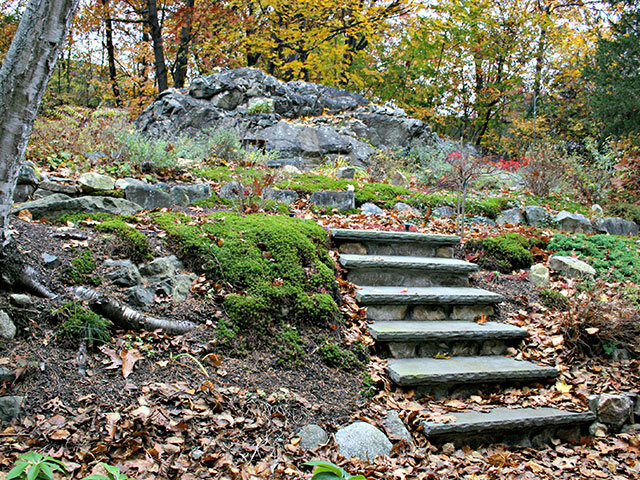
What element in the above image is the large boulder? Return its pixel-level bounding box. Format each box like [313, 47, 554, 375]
[78, 172, 116, 193]
[593, 217, 639, 236]
[496, 208, 524, 226]
[262, 187, 298, 204]
[524, 206, 551, 227]
[335, 421, 392, 460]
[135, 68, 436, 167]
[310, 191, 355, 211]
[12, 194, 141, 220]
[555, 211, 593, 233]
[125, 183, 211, 209]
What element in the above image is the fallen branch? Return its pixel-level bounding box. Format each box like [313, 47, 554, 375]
[72, 286, 195, 335]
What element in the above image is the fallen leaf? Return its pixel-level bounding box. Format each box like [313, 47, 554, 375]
[121, 349, 144, 379]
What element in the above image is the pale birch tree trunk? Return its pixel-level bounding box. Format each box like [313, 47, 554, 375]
[0, 0, 79, 249]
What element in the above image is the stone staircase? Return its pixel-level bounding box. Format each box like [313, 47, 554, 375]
[331, 228, 595, 446]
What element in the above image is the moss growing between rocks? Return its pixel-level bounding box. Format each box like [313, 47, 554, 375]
[61, 248, 102, 286]
[468, 197, 512, 219]
[548, 234, 640, 283]
[152, 212, 339, 332]
[539, 289, 570, 311]
[318, 338, 370, 371]
[467, 233, 545, 273]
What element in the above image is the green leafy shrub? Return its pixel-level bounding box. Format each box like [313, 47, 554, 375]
[548, 233, 640, 283]
[52, 301, 111, 346]
[61, 248, 101, 286]
[248, 98, 275, 114]
[538, 289, 570, 310]
[304, 461, 366, 480]
[607, 202, 640, 224]
[84, 462, 136, 480]
[152, 212, 338, 333]
[467, 233, 545, 273]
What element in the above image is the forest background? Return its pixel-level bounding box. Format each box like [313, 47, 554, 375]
[1, 0, 640, 168]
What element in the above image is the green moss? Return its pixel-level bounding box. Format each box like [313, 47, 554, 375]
[151, 212, 338, 332]
[318, 338, 369, 371]
[538, 289, 570, 310]
[95, 218, 152, 263]
[52, 301, 110, 345]
[87, 189, 125, 199]
[468, 197, 512, 219]
[61, 248, 101, 286]
[275, 324, 306, 366]
[548, 233, 640, 283]
[467, 233, 545, 273]
[195, 165, 265, 183]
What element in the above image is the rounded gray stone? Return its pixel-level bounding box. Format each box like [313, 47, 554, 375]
[298, 424, 328, 450]
[555, 211, 593, 233]
[0, 311, 16, 340]
[549, 256, 596, 278]
[0, 396, 23, 423]
[9, 294, 33, 308]
[361, 202, 384, 215]
[496, 208, 524, 226]
[597, 394, 633, 428]
[336, 421, 392, 460]
[78, 172, 116, 192]
[524, 206, 550, 227]
[530, 264, 550, 286]
[384, 411, 412, 444]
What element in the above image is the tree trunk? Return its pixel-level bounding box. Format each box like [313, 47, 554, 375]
[101, 0, 120, 104]
[173, 0, 195, 89]
[146, 0, 168, 92]
[0, 0, 79, 249]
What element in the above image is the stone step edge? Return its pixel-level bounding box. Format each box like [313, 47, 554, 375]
[421, 407, 595, 437]
[339, 255, 478, 272]
[369, 321, 528, 342]
[387, 356, 559, 386]
[356, 286, 503, 305]
[330, 228, 460, 245]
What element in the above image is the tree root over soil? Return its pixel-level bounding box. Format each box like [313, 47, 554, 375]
[72, 286, 196, 334]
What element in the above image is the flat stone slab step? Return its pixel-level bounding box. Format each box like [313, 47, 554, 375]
[339, 255, 478, 273]
[388, 356, 558, 386]
[331, 229, 460, 246]
[369, 321, 528, 343]
[356, 286, 503, 305]
[421, 407, 595, 438]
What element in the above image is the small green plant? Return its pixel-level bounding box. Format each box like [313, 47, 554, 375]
[538, 289, 570, 311]
[7, 452, 67, 480]
[61, 248, 101, 286]
[52, 301, 111, 346]
[361, 371, 377, 399]
[248, 98, 274, 114]
[303, 460, 366, 480]
[83, 462, 135, 480]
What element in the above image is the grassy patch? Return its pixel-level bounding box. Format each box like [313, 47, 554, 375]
[52, 301, 110, 346]
[151, 212, 339, 333]
[467, 233, 546, 273]
[548, 233, 640, 283]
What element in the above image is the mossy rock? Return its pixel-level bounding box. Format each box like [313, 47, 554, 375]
[151, 212, 339, 332]
[467, 233, 546, 273]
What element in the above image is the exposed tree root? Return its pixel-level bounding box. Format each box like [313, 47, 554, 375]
[0, 243, 56, 298]
[72, 286, 196, 335]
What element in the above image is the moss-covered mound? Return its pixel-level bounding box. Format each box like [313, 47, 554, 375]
[548, 233, 640, 283]
[467, 232, 546, 273]
[152, 212, 339, 332]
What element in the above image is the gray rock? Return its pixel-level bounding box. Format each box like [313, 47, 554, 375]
[255, 121, 353, 158]
[104, 259, 142, 287]
[172, 274, 195, 303]
[597, 394, 633, 428]
[621, 424, 640, 433]
[593, 217, 639, 236]
[0, 311, 16, 340]
[262, 187, 298, 204]
[78, 172, 116, 193]
[391, 171, 408, 187]
[360, 202, 384, 215]
[12, 195, 141, 220]
[524, 206, 550, 227]
[549, 255, 596, 278]
[124, 184, 172, 210]
[17, 163, 39, 186]
[496, 208, 524, 226]
[393, 202, 419, 215]
[219, 181, 244, 201]
[42, 253, 60, 269]
[384, 411, 413, 444]
[470, 216, 495, 226]
[9, 294, 33, 308]
[589, 422, 608, 437]
[170, 183, 212, 206]
[115, 178, 144, 190]
[13, 184, 36, 202]
[555, 211, 593, 233]
[335, 421, 392, 460]
[126, 286, 155, 308]
[337, 167, 355, 179]
[298, 424, 328, 450]
[38, 180, 79, 195]
[530, 264, 550, 286]
[0, 367, 16, 383]
[0, 396, 23, 423]
[282, 165, 302, 174]
[310, 191, 355, 210]
[140, 256, 184, 280]
[433, 206, 455, 218]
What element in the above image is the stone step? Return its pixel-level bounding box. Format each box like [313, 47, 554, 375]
[421, 407, 595, 446]
[339, 255, 477, 287]
[387, 356, 558, 387]
[369, 321, 528, 343]
[331, 228, 460, 258]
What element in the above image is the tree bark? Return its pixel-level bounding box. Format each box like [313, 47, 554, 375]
[0, 0, 80, 249]
[146, 0, 168, 92]
[101, 0, 120, 105]
[173, 0, 195, 89]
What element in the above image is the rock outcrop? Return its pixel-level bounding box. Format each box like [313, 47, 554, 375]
[135, 68, 435, 168]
